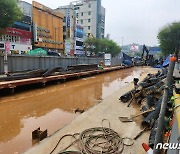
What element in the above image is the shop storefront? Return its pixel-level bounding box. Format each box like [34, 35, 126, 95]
[0, 28, 32, 54]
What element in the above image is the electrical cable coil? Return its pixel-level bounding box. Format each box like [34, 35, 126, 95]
[50, 119, 134, 154]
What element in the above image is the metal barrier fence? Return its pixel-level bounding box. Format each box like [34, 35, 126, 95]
[0, 55, 122, 74]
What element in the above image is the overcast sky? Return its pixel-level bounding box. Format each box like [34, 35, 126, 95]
[24, 0, 180, 46]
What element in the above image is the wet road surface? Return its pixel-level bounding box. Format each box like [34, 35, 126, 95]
[0, 67, 142, 154]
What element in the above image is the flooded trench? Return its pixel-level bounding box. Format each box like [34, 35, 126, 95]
[0, 67, 142, 154]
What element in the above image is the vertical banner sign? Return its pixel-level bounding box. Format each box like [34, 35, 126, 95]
[5, 42, 10, 52]
[33, 23, 37, 42]
[67, 9, 70, 38]
[65, 40, 71, 55]
[104, 53, 111, 66]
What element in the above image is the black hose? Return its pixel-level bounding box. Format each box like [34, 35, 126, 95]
[140, 95, 157, 116]
[119, 91, 133, 103]
[143, 81, 164, 95]
[141, 97, 162, 128]
[149, 119, 158, 149]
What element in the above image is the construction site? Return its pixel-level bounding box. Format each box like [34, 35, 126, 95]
[0, 52, 179, 154]
[1, 0, 180, 153]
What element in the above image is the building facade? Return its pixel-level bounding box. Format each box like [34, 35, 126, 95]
[32, 1, 64, 53]
[72, 0, 105, 38]
[55, 4, 75, 56]
[0, 1, 32, 54]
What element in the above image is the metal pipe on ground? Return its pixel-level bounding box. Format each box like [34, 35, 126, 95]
[119, 90, 133, 103]
[143, 80, 165, 95]
[140, 95, 157, 114]
[42, 67, 64, 77]
[0, 69, 47, 81]
[141, 97, 162, 128]
[149, 119, 158, 149]
[153, 56, 176, 154]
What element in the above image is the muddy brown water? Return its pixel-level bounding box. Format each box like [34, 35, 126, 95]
[0, 67, 142, 154]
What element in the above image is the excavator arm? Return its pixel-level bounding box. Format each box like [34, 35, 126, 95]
[142, 44, 149, 63]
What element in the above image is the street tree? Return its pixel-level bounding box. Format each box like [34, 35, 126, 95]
[0, 0, 22, 31]
[84, 38, 121, 57]
[158, 22, 180, 57]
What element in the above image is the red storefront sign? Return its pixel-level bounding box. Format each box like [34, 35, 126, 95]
[6, 28, 32, 39]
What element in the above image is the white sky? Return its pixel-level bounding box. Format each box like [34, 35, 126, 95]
[23, 0, 180, 46]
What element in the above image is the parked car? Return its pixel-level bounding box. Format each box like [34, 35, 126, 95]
[47, 51, 61, 57]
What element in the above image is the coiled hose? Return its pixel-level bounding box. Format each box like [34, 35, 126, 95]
[50, 119, 133, 154]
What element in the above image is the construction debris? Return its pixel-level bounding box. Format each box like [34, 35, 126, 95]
[32, 127, 47, 141]
[50, 119, 133, 154]
[119, 67, 174, 150]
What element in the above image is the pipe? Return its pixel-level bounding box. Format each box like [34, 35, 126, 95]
[143, 81, 164, 95]
[141, 97, 162, 129]
[42, 67, 64, 77]
[149, 120, 158, 149]
[119, 90, 133, 103]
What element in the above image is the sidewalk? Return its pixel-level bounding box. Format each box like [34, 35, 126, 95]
[25, 67, 157, 154]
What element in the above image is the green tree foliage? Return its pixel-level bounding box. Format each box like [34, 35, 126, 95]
[84, 38, 121, 57]
[0, 0, 22, 31]
[158, 22, 180, 56]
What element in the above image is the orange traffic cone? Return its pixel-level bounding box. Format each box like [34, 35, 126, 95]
[142, 143, 153, 154]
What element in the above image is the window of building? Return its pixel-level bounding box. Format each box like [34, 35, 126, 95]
[88, 26, 91, 30]
[88, 19, 91, 23]
[88, 4, 91, 8]
[81, 12, 83, 16]
[77, 20, 79, 24]
[76, 13, 79, 18]
[5, 35, 9, 41]
[81, 20, 83, 24]
[63, 17, 66, 22]
[74, 7, 79, 10]
[15, 36, 20, 42]
[76, 41, 83, 46]
[88, 11, 91, 15]
[0, 36, 3, 41]
[9, 35, 12, 42]
[63, 26, 66, 32]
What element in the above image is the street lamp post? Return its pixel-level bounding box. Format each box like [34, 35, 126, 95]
[4, 42, 10, 75]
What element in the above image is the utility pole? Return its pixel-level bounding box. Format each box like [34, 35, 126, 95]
[122, 37, 124, 47]
[4, 42, 10, 75]
[153, 55, 176, 153]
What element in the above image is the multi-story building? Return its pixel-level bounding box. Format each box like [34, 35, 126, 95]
[55, 4, 75, 56]
[56, 0, 105, 56]
[72, 0, 105, 39]
[0, 1, 32, 54]
[32, 1, 64, 53]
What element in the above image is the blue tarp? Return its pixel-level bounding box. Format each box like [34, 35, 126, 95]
[154, 65, 163, 68]
[123, 52, 133, 61]
[153, 55, 170, 68]
[163, 55, 170, 67]
[122, 53, 132, 66]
